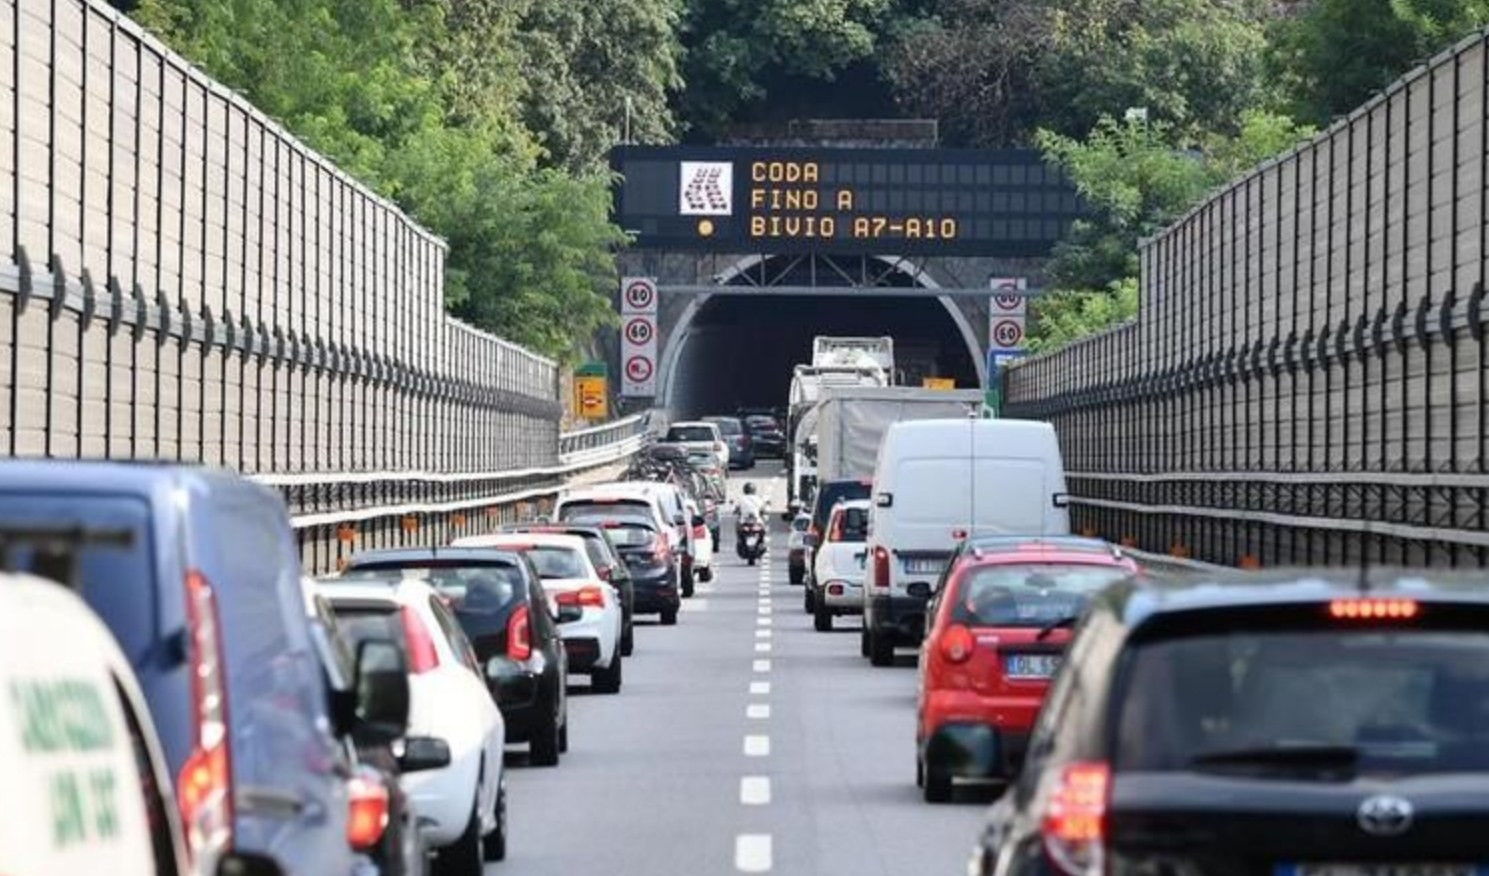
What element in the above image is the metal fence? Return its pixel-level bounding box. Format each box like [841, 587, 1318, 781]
[1005, 28, 1489, 567]
[0, 0, 600, 571]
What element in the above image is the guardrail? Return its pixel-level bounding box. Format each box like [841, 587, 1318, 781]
[559, 414, 652, 463]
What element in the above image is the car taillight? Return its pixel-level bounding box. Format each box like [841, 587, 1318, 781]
[177, 571, 232, 876]
[1041, 761, 1110, 876]
[1329, 598, 1418, 620]
[871, 546, 890, 590]
[400, 605, 441, 673]
[556, 586, 606, 608]
[346, 770, 390, 852]
[940, 625, 974, 663]
[507, 604, 532, 660]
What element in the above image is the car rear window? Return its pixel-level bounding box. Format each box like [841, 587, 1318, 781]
[522, 546, 587, 579]
[829, 507, 870, 542]
[0, 494, 157, 663]
[709, 419, 743, 435]
[1115, 626, 1489, 775]
[951, 563, 1129, 627]
[342, 563, 521, 611]
[602, 524, 658, 549]
[331, 606, 406, 654]
[560, 501, 654, 526]
[811, 482, 872, 531]
[667, 426, 715, 442]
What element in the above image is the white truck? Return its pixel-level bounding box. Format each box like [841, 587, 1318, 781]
[813, 386, 988, 484]
[811, 336, 895, 378]
[785, 362, 891, 512]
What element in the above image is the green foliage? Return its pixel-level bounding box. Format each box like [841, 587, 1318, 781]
[1270, 0, 1489, 125]
[1031, 111, 1315, 347]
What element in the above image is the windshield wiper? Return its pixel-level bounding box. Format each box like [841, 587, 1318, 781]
[1035, 615, 1077, 641]
[1188, 744, 1360, 771]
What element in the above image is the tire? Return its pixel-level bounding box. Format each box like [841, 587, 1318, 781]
[814, 600, 833, 632]
[593, 652, 623, 694]
[803, 587, 815, 614]
[860, 627, 871, 658]
[747, 556, 756, 566]
[621, 624, 634, 657]
[434, 798, 483, 876]
[660, 608, 678, 626]
[530, 709, 561, 767]
[698, 566, 714, 583]
[923, 762, 953, 803]
[558, 721, 569, 754]
[681, 566, 695, 598]
[789, 565, 804, 586]
[916, 755, 925, 787]
[869, 627, 894, 667]
[482, 782, 507, 862]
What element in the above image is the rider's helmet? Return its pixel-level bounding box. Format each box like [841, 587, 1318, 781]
[743, 483, 757, 495]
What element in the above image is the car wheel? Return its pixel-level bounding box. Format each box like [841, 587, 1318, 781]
[803, 587, 814, 614]
[434, 797, 483, 876]
[482, 781, 507, 862]
[860, 627, 871, 658]
[789, 565, 804, 585]
[621, 624, 635, 656]
[660, 608, 678, 626]
[923, 763, 953, 803]
[869, 627, 894, 667]
[916, 755, 925, 787]
[530, 710, 560, 767]
[814, 600, 833, 632]
[594, 652, 623, 694]
[681, 567, 695, 598]
[698, 566, 714, 583]
[558, 720, 569, 754]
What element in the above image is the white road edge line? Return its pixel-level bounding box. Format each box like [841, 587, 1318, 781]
[740, 776, 771, 806]
[743, 735, 771, 756]
[736, 834, 773, 872]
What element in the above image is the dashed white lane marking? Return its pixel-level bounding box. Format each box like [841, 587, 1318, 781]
[755, 628, 772, 639]
[759, 606, 773, 616]
[682, 599, 710, 612]
[740, 776, 771, 806]
[747, 703, 771, 719]
[753, 659, 771, 672]
[755, 641, 773, 652]
[756, 616, 771, 626]
[750, 681, 771, 695]
[735, 834, 773, 872]
[743, 735, 771, 756]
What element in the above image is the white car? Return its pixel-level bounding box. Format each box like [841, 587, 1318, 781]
[318, 575, 508, 875]
[0, 574, 189, 876]
[683, 496, 714, 582]
[810, 499, 871, 632]
[660, 421, 729, 468]
[453, 533, 626, 693]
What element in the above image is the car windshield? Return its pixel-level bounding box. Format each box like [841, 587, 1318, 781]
[1115, 627, 1489, 775]
[666, 426, 715, 442]
[950, 563, 1129, 626]
[522, 545, 587, 579]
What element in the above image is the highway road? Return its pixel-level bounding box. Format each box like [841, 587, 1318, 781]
[498, 462, 990, 875]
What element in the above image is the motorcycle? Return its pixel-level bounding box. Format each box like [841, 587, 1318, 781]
[737, 520, 767, 565]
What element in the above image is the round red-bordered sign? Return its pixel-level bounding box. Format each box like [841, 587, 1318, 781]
[625, 355, 654, 382]
[993, 293, 1022, 311]
[624, 279, 656, 311]
[624, 316, 654, 345]
[992, 318, 1024, 348]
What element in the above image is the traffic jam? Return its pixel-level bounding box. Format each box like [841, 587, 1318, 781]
[3, 335, 1483, 876]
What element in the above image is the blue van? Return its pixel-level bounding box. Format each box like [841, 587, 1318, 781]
[0, 462, 374, 876]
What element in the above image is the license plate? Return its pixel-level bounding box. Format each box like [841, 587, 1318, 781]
[1005, 654, 1061, 678]
[1281, 867, 1485, 876]
[903, 558, 945, 574]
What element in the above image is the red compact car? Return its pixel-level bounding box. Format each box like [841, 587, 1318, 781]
[915, 537, 1139, 802]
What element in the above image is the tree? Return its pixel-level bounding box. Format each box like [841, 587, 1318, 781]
[1269, 0, 1489, 125]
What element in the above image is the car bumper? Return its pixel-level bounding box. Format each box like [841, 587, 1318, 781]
[921, 722, 1031, 781]
[629, 569, 681, 614]
[485, 659, 553, 742]
[866, 594, 928, 642]
[820, 580, 864, 611]
[558, 607, 618, 669]
[402, 744, 482, 847]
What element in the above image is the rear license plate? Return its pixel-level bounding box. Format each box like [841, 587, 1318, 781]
[902, 558, 944, 574]
[1281, 867, 1484, 876]
[1005, 654, 1061, 679]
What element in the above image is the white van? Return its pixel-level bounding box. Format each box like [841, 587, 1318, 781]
[861, 419, 1070, 666]
[0, 574, 188, 876]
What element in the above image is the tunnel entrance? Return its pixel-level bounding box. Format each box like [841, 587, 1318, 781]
[663, 255, 982, 419]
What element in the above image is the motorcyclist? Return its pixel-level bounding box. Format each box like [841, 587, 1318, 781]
[735, 483, 768, 553]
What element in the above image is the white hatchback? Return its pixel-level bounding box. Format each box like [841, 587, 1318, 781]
[318, 576, 508, 875]
[810, 499, 871, 632]
[454, 532, 626, 693]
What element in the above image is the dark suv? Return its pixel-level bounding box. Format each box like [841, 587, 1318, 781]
[341, 547, 571, 766]
[971, 569, 1489, 876]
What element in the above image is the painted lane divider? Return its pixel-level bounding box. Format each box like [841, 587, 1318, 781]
[735, 834, 773, 873]
[740, 776, 771, 806]
[743, 735, 771, 756]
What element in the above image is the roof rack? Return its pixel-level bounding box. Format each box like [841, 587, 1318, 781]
[0, 524, 136, 590]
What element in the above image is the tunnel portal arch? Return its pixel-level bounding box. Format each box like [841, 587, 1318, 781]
[658, 254, 986, 418]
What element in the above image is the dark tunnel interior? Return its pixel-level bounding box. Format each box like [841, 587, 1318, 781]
[667, 293, 980, 419]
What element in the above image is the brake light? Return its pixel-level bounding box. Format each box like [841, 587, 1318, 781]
[346, 770, 390, 852]
[506, 604, 532, 660]
[1329, 598, 1418, 620]
[940, 625, 974, 664]
[400, 605, 441, 673]
[1042, 761, 1109, 876]
[177, 571, 232, 876]
[556, 586, 606, 608]
[871, 546, 890, 590]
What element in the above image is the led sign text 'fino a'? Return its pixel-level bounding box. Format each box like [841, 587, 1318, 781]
[746, 161, 958, 242]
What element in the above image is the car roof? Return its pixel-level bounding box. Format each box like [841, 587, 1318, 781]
[505, 522, 604, 537]
[668, 421, 717, 429]
[345, 546, 525, 567]
[830, 499, 872, 511]
[453, 532, 589, 552]
[1110, 568, 1489, 628]
[316, 575, 438, 607]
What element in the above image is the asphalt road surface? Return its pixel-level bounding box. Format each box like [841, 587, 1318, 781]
[498, 462, 989, 875]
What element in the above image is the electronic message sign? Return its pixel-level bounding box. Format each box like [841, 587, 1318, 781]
[613, 146, 1085, 257]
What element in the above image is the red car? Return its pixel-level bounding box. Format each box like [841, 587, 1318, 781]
[916, 537, 1139, 802]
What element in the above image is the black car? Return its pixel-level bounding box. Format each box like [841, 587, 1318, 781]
[341, 547, 571, 766]
[503, 522, 636, 655]
[558, 502, 682, 626]
[743, 415, 787, 458]
[972, 569, 1489, 876]
[705, 415, 755, 469]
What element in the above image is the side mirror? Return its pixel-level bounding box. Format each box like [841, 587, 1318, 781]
[354, 639, 410, 745]
[399, 736, 451, 773]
